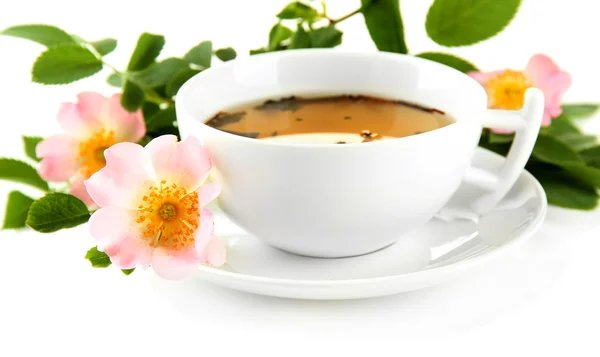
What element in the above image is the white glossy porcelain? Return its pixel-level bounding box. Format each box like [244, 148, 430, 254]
[196, 148, 547, 300]
[176, 50, 544, 258]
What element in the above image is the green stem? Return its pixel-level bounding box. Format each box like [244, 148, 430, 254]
[328, 8, 361, 24]
[101, 60, 173, 106]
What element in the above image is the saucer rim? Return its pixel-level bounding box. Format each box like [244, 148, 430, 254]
[196, 148, 548, 287]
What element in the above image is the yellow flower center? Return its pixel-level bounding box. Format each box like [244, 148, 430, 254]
[135, 181, 200, 251]
[484, 70, 533, 110]
[78, 129, 117, 178]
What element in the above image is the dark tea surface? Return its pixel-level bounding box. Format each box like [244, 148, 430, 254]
[205, 95, 454, 144]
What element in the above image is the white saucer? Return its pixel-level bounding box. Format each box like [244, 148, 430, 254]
[197, 148, 547, 300]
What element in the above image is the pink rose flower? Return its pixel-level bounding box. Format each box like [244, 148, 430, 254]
[468, 54, 572, 131]
[36, 92, 146, 205]
[84, 135, 226, 280]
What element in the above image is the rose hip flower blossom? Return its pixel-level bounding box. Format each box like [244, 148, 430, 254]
[84, 135, 226, 279]
[468, 54, 572, 130]
[36, 92, 146, 205]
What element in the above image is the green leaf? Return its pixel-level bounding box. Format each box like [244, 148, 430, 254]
[165, 69, 199, 97]
[562, 164, 600, 188]
[142, 102, 160, 120]
[1, 24, 75, 47]
[26, 193, 90, 233]
[361, 0, 408, 53]
[269, 23, 294, 50]
[146, 106, 176, 131]
[132, 57, 190, 88]
[277, 1, 319, 20]
[121, 268, 135, 275]
[121, 81, 145, 112]
[32, 43, 103, 84]
[415, 52, 478, 73]
[488, 132, 514, 144]
[3, 191, 34, 229]
[22, 136, 43, 162]
[85, 246, 112, 268]
[310, 25, 343, 48]
[90, 38, 117, 56]
[532, 134, 583, 166]
[289, 24, 312, 49]
[126, 33, 165, 71]
[106, 72, 123, 87]
[0, 158, 48, 191]
[542, 117, 581, 136]
[580, 146, 600, 168]
[559, 133, 597, 151]
[561, 104, 599, 119]
[215, 47, 237, 61]
[425, 0, 522, 47]
[250, 48, 269, 55]
[535, 171, 599, 210]
[184, 41, 213, 68]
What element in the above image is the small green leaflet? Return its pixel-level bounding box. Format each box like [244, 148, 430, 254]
[90, 38, 117, 56]
[121, 80, 145, 112]
[289, 24, 312, 49]
[1, 24, 75, 47]
[532, 134, 583, 166]
[131, 57, 190, 88]
[269, 23, 293, 50]
[85, 246, 112, 268]
[3, 191, 34, 229]
[106, 72, 123, 87]
[126, 33, 165, 71]
[32, 43, 103, 85]
[26, 193, 90, 233]
[415, 52, 478, 73]
[276, 1, 319, 21]
[122, 268, 135, 275]
[361, 0, 408, 54]
[184, 41, 213, 68]
[166, 69, 200, 97]
[146, 106, 177, 131]
[215, 47, 237, 61]
[0, 158, 48, 191]
[309, 25, 343, 48]
[561, 104, 599, 119]
[426, 0, 522, 47]
[22, 136, 43, 162]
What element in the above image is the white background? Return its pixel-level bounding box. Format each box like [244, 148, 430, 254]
[1, 0, 599, 355]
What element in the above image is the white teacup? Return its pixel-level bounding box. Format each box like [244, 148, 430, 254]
[176, 50, 543, 258]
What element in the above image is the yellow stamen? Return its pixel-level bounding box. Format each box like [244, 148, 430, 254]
[135, 183, 200, 251]
[484, 70, 533, 110]
[78, 129, 116, 178]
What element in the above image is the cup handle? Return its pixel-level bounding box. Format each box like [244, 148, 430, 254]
[464, 87, 545, 214]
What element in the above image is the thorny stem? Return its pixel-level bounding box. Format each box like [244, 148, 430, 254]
[328, 8, 361, 24]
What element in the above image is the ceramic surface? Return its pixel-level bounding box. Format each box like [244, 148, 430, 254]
[195, 148, 547, 300]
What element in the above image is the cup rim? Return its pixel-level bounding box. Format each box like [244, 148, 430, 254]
[176, 49, 485, 149]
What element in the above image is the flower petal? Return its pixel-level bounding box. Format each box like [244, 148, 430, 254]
[199, 236, 226, 267]
[107, 236, 153, 270]
[524, 54, 561, 86]
[101, 94, 146, 142]
[69, 176, 95, 207]
[467, 70, 504, 85]
[197, 182, 221, 207]
[151, 247, 202, 280]
[89, 206, 136, 249]
[36, 134, 79, 182]
[145, 135, 212, 192]
[195, 208, 215, 253]
[76, 92, 107, 121]
[84, 142, 156, 209]
[57, 102, 102, 138]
